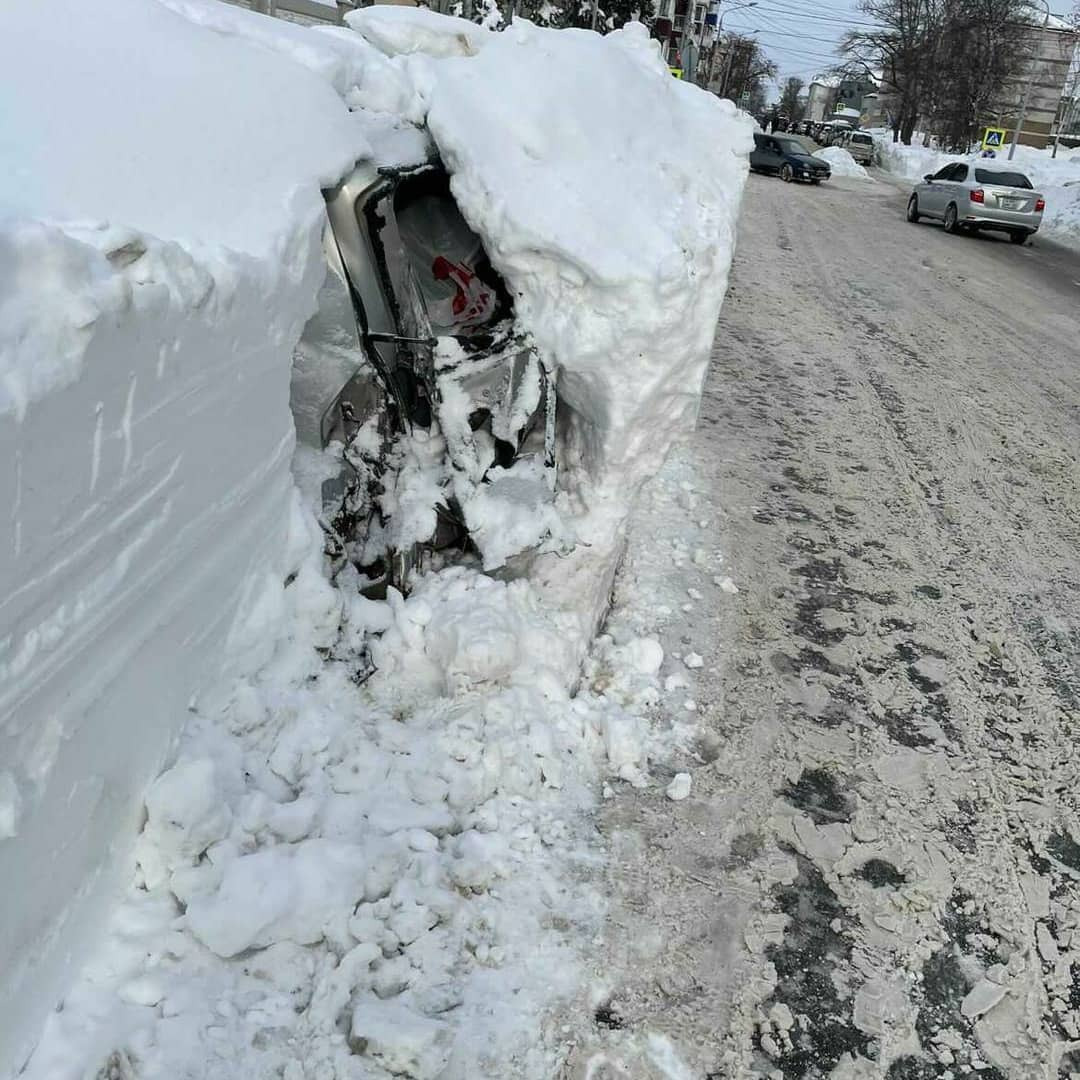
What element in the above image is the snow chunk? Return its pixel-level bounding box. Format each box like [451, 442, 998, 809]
[961, 978, 1008, 1019]
[683, 652, 705, 669]
[185, 840, 367, 957]
[348, 5, 492, 59]
[351, 999, 452, 1079]
[666, 773, 692, 801]
[136, 759, 232, 891]
[623, 637, 665, 676]
[814, 146, 869, 179]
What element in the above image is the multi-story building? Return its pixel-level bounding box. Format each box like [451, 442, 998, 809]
[806, 75, 838, 121]
[990, 18, 1078, 146]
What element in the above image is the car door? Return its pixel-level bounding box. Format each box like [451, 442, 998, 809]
[750, 132, 768, 171]
[921, 164, 956, 216]
[944, 163, 969, 212]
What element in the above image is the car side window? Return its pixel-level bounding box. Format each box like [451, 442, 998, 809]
[753, 133, 765, 148]
[932, 166, 954, 180]
[949, 164, 968, 181]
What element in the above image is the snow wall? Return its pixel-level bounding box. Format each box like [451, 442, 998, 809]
[0, 1, 366, 1070]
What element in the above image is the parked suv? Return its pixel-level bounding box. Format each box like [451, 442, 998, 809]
[837, 129, 874, 165]
[750, 132, 831, 184]
[906, 162, 1045, 243]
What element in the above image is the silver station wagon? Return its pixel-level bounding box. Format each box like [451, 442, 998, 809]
[906, 162, 1045, 244]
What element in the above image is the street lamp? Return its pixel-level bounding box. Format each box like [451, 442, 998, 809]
[1008, 0, 1051, 160]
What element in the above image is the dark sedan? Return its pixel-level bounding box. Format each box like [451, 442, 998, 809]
[749, 132, 831, 184]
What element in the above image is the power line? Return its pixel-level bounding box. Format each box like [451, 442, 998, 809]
[735, 23, 849, 45]
[752, 1, 882, 26]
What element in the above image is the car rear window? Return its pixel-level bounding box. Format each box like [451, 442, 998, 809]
[975, 169, 1032, 188]
[851, 134, 873, 144]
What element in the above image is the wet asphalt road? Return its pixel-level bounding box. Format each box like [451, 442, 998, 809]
[574, 171, 1080, 1079]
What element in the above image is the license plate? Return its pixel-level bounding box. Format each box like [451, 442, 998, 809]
[1001, 197, 1023, 210]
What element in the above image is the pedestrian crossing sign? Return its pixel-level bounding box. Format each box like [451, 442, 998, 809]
[982, 126, 1007, 150]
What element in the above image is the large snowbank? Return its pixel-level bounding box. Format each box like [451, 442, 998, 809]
[0, 0, 367, 1071]
[873, 135, 1080, 248]
[345, 9, 754, 539]
[813, 146, 870, 179]
[22, 559, 681, 1079]
[8, 2, 751, 1077]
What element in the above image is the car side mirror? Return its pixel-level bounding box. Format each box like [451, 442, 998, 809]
[923, 174, 934, 182]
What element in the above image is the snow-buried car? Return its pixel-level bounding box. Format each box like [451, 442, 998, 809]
[291, 155, 560, 595]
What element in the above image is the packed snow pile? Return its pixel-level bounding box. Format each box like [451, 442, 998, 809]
[0, 0, 367, 1071]
[813, 146, 870, 179]
[345, 8, 754, 533]
[23, 556, 684, 1080]
[6, 2, 751, 1077]
[873, 135, 1080, 248]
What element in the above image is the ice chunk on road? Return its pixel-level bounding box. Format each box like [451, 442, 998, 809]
[666, 773, 693, 801]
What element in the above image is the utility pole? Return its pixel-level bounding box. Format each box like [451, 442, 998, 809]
[705, 0, 756, 95]
[1051, 62, 1079, 158]
[1008, 0, 1050, 160]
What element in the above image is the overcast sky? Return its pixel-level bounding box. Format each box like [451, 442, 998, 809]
[721, 0, 1076, 99]
[715, 0, 873, 96]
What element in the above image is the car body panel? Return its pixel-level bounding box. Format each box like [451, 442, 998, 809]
[291, 157, 558, 586]
[843, 132, 874, 164]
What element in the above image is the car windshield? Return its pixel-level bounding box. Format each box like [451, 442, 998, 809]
[776, 139, 806, 156]
[974, 169, 1032, 189]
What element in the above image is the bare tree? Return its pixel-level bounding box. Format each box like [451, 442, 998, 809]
[779, 76, 807, 121]
[717, 35, 778, 101]
[841, 0, 939, 143]
[842, 0, 1036, 146]
[926, 0, 1034, 150]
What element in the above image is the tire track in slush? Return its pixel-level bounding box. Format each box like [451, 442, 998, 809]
[563, 175, 1080, 1080]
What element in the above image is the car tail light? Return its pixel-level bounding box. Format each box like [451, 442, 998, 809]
[1035, 197, 1045, 211]
[970, 188, 984, 203]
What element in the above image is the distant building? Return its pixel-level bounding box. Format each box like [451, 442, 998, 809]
[859, 92, 887, 129]
[807, 70, 881, 123]
[990, 19, 1078, 147]
[806, 75, 838, 122]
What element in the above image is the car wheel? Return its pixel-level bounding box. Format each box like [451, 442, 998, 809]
[1009, 231, 1029, 245]
[943, 203, 962, 234]
[811, 178, 822, 185]
[906, 194, 921, 223]
[780, 163, 794, 183]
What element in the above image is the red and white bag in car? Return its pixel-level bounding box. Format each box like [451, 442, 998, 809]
[397, 192, 498, 335]
[430, 255, 495, 329]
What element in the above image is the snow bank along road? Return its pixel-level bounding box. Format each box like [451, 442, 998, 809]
[566, 173, 1080, 1078]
